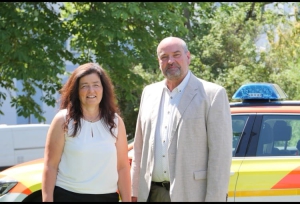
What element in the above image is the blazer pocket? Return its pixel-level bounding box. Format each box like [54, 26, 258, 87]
[183, 115, 205, 120]
[194, 170, 207, 180]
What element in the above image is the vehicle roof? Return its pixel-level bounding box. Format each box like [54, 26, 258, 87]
[230, 101, 300, 114]
[0, 124, 50, 129]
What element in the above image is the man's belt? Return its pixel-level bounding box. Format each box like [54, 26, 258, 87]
[152, 181, 170, 191]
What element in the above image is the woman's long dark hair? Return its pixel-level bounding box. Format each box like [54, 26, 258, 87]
[59, 62, 120, 137]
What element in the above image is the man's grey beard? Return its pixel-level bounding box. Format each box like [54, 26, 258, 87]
[164, 67, 181, 80]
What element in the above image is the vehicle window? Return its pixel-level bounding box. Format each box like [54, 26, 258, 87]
[256, 115, 300, 156]
[232, 115, 249, 156]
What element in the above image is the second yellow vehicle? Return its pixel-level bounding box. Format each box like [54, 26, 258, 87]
[229, 83, 300, 201]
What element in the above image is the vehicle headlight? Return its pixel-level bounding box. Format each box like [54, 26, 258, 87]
[0, 181, 17, 196]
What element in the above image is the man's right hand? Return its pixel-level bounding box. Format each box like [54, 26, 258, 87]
[131, 196, 137, 202]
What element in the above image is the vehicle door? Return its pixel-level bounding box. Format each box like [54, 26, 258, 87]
[228, 114, 256, 202]
[0, 128, 14, 170]
[234, 114, 300, 202]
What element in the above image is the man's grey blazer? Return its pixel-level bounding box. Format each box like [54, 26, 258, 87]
[131, 73, 232, 202]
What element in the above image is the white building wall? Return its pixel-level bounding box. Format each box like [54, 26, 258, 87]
[0, 63, 77, 125]
[0, 87, 17, 125]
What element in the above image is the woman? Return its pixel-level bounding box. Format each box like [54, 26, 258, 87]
[42, 62, 131, 202]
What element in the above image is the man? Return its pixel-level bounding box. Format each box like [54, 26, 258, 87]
[130, 36, 232, 202]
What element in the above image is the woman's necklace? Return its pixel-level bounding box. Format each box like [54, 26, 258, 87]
[84, 112, 100, 123]
[84, 112, 100, 138]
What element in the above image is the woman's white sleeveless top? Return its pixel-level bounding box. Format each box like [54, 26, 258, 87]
[56, 109, 118, 194]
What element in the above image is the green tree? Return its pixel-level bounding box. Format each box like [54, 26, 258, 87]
[186, 2, 292, 100]
[0, 2, 74, 121]
[0, 2, 190, 136]
[265, 3, 300, 99]
[1, 2, 299, 137]
[60, 2, 191, 136]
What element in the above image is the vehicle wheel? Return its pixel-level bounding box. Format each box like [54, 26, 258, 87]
[22, 191, 42, 202]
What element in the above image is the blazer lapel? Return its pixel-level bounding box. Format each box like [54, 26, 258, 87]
[150, 82, 164, 146]
[169, 74, 199, 146]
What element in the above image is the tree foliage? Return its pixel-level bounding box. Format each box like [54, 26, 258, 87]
[1, 2, 300, 136]
[187, 2, 296, 100]
[0, 2, 73, 120]
[264, 3, 300, 99]
[0, 2, 190, 136]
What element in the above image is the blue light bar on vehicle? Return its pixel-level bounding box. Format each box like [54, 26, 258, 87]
[232, 83, 288, 100]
